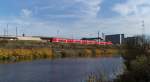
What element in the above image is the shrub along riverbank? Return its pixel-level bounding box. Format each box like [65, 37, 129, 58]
[114, 36, 150, 82]
[53, 48, 119, 58]
[0, 40, 120, 62]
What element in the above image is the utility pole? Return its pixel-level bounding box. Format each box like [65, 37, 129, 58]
[6, 24, 8, 36]
[16, 27, 18, 37]
[98, 31, 100, 42]
[141, 20, 145, 45]
[142, 20, 145, 37]
[4, 27, 6, 36]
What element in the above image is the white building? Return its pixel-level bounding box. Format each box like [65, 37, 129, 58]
[17, 36, 42, 41]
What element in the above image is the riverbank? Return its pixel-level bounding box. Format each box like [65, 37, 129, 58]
[114, 36, 150, 82]
[0, 40, 120, 62]
[0, 48, 119, 62]
[0, 48, 53, 61]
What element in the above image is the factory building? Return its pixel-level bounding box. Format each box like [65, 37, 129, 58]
[124, 36, 145, 46]
[105, 34, 124, 45]
[0, 36, 17, 40]
[0, 36, 42, 41]
[81, 37, 104, 42]
[17, 36, 42, 41]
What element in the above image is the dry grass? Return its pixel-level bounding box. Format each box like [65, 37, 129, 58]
[0, 48, 53, 61]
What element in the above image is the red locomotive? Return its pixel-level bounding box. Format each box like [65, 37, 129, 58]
[49, 37, 112, 45]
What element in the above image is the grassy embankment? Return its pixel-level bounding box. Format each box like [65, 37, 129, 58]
[0, 40, 53, 62]
[50, 42, 120, 58]
[57, 48, 119, 58]
[0, 40, 120, 62]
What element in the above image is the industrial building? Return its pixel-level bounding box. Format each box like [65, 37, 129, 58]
[105, 34, 124, 45]
[81, 37, 104, 42]
[0, 36, 17, 40]
[17, 36, 41, 41]
[0, 36, 42, 41]
[124, 36, 145, 45]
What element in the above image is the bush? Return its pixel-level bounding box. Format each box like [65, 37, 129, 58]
[116, 36, 150, 82]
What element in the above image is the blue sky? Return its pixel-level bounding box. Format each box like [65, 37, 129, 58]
[0, 0, 150, 38]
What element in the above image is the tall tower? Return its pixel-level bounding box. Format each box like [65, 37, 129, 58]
[16, 27, 18, 37]
[142, 20, 145, 37]
[98, 31, 100, 42]
[6, 24, 8, 36]
[141, 20, 145, 42]
[4, 28, 6, 36]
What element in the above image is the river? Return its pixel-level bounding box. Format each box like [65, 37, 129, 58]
[0, 57, 124, 82]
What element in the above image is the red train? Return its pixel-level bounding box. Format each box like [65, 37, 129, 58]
[49, 38, 112, 45]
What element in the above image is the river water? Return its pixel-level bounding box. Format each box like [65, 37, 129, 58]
[0, 57, 124, 82]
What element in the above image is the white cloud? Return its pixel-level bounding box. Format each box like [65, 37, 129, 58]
[0, 0, 102, 37]
[111, 0, 150, 36]
[113, 0, 150, 17]
[75, 0, 102, 17]
[37, 0, 102, 19]
[21, 9, 33, 18]
[113, 4, 134, 16]
[1, 14, 149, 38]
[1, 0, 150, 38]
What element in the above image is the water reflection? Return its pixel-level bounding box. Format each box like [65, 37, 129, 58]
[0, 57, 124, 82]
